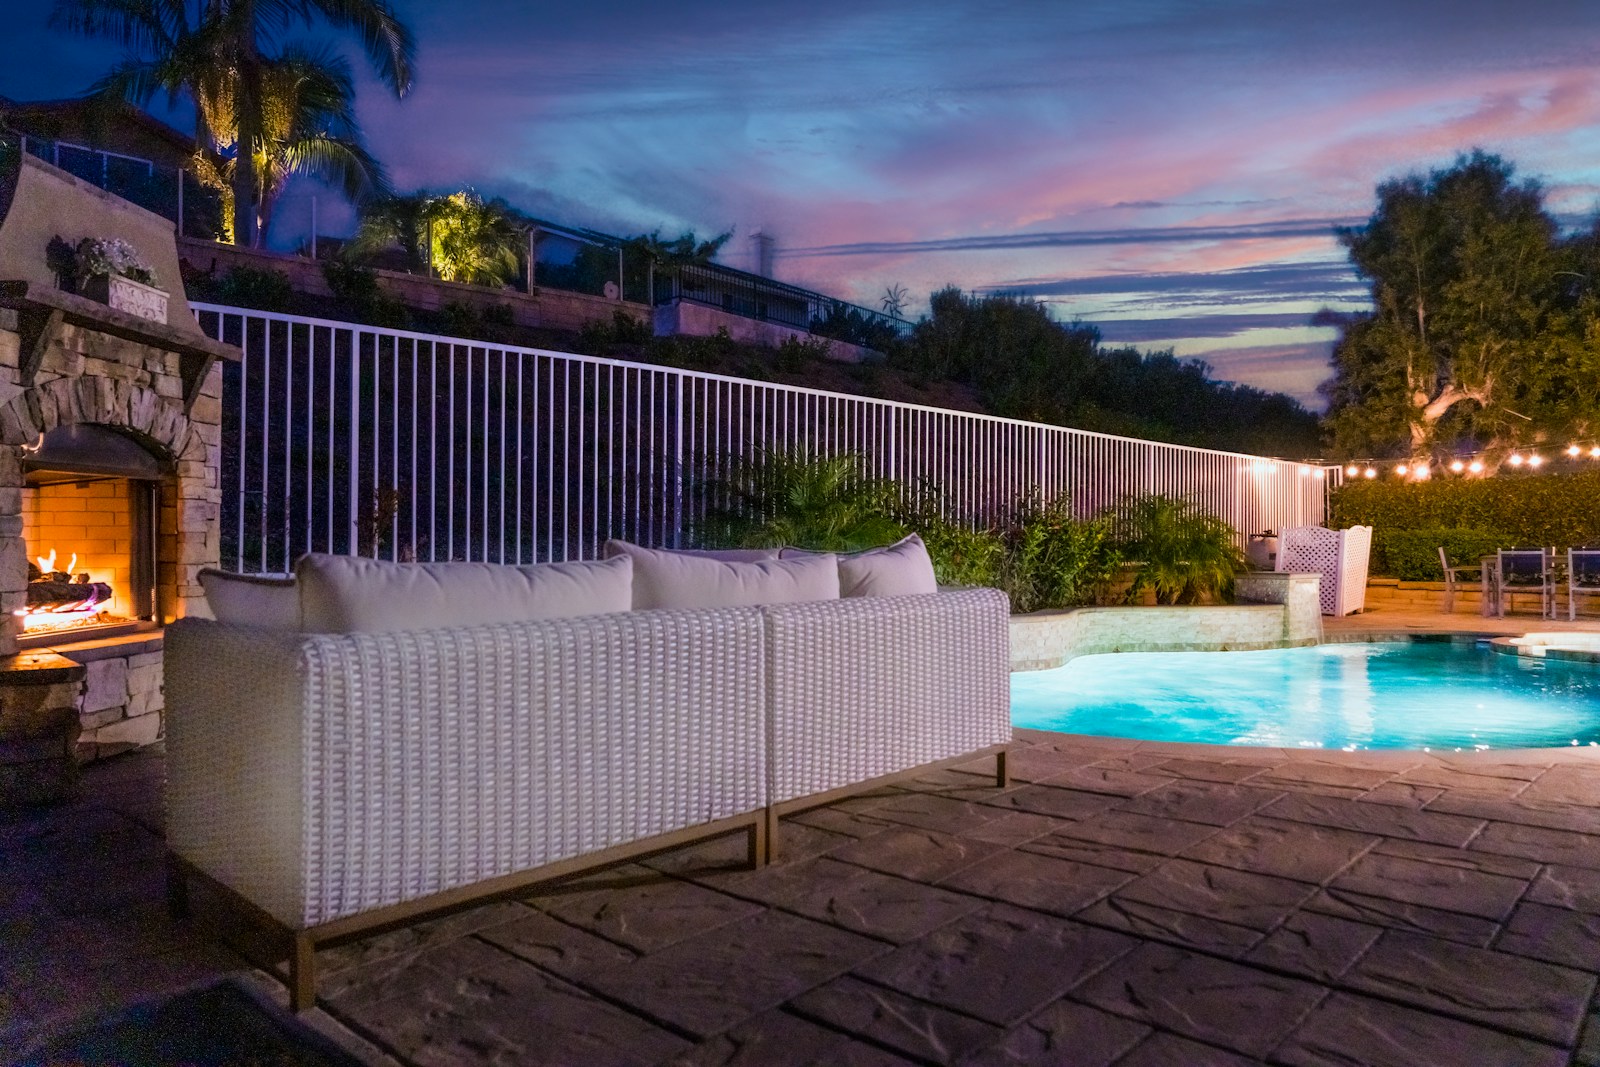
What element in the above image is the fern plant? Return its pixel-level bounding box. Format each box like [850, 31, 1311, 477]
[699, 449, 906, 552]
[1118, 495, 1245, 605]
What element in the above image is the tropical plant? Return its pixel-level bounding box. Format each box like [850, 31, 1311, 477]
[350, 190, 525, 287]
[1001, 501, 1123, 613]
[53, 0, 414, 246]
[699, 449, 906, 552]
[1117, 495, 1245, 605]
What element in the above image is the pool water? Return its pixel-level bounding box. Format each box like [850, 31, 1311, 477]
[1010, 640, 1600, 751]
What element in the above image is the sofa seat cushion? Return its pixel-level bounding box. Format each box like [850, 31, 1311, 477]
[198, 568, 300, 630]
[604, 540, 838, 609]
[296, 554, 633, 633]
[781, 534, 938, 598]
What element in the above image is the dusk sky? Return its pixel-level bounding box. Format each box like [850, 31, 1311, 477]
[8, 0, 1600, 409]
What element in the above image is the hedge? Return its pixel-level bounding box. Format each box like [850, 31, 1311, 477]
[1331, 470, 1600, 577]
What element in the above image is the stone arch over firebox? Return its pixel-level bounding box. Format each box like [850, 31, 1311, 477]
[0, 352, 223, 653]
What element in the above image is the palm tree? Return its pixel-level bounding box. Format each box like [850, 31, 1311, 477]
[53, 0, 415, 245]
[250, 44, 385, 241]
[349, 190, 524, 287]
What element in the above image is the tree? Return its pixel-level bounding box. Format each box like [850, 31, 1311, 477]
[350, 190, 525, 287]
[54, 0, 415, 246]
[1323, 151, 1572, 459]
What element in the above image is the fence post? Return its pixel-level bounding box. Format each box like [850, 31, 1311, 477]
[176, 169, 184, 238]
[349, 329, 362, 555]
[672, 374, 684, 548]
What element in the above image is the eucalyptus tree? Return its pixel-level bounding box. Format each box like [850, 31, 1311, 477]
[1323, 151, 1577, 459]
[53, 0, 415, 245]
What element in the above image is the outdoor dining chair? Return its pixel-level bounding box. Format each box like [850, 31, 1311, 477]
[1436, 546, 1483, 614]
[1568, 547, 1600, 620]
[1493, 547, 1555, 618]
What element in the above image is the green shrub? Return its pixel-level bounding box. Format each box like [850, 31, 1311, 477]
[1331, 471, 1600, 556]
[917, 520, 1005, 588]
[775, 335, 833, 372]
[1118, 495, 1245, 605]
[207, 266, 292, 311]
[698, 449, 907, 552]
[1001, 502, 1123, 613]
[1375, 527, 1511, 581]
[322, 260, 409, 328]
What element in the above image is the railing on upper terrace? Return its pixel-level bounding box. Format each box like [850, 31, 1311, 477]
[195, 304, 1330, 573]
[1, 130, 224, 239]
[663, 262, 911, 350]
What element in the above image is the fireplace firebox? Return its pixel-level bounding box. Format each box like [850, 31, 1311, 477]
[19, 424, 162, 646]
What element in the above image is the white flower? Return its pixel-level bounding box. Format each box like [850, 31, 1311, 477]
[75, 237, 157, 287]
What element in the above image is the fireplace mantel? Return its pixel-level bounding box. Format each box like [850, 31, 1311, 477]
[0, 280, 238, 411]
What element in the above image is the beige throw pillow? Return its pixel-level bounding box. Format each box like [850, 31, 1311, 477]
[198, 568, 300, 630]
[781, 534, 938, 598]
[295, 554, 633, 633]
[604, 539, 839, 609]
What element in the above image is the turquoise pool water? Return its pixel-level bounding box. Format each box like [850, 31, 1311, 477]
[1010, 641, 1600, 750]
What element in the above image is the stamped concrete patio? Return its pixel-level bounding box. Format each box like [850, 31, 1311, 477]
[9, 613, 1600, 1066]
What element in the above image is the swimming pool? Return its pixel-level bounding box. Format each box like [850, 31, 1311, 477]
[1010, 640, 1600, 750]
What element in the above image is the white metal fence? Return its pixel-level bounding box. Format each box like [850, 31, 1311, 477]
[195, 304, 1331, 573]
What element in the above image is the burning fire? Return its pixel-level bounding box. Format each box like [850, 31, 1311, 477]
[35, 549, 78, 576]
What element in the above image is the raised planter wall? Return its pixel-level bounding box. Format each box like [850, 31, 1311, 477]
[176, 238, 651, 335]
[652, 299, 878, 363]
[1009, 572, 1323, 672]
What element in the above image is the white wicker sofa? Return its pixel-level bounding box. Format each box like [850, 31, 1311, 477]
[165, 540, 1011, 1010]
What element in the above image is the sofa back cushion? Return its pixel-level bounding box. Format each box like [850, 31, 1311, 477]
[198, 568, 300, 630]
[296, 554, 633, 633]
[604, 540, 839, 609]
[781, 534, 938, 598]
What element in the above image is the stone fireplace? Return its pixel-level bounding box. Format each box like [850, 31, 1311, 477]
[0, 150, 235, 799]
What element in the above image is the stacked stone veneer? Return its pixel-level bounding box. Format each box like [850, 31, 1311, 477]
[0, 317, 224, 756]
[1009, 572, 1324, 672]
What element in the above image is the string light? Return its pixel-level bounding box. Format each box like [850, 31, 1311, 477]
[1509, 454, 1525, 466]
[1469, 459, 1484, 473]
[1363, 467, 1377, 479]
[1395, 463, 1409, 476]
[1569, 444, 1583, 457]
[1334, 438, 1600, 479]
[1345, 464, 1359, 476]
[1414, 463, 1430, 478]
[1450, 460, 1465, 472]
[1529, 454, 1545, 468]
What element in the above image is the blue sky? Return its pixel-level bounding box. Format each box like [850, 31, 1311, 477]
[8, 0, 1600, 408]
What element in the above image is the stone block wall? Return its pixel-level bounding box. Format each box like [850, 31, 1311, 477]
[1009, 574, 1324, 672]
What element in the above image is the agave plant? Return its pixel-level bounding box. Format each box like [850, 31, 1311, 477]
[700, 449, 907, 552]
[1118, 495, 1245, 605]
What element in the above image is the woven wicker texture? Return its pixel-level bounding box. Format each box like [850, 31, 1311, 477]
[763, 589, 1011, 803]
[165, 619, 313, 926]
[167, 609, 768, 928]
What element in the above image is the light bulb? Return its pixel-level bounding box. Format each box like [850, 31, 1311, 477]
[1345, 465, 1359, 476]
[1509, 454, 1525, 466]
[1568, 444, 1582, 457]
[1395, 463, 1409, 476]
[1469, 460, 1484, 473]
[1414, 463, 1430, 478]
[1314, 469, 1326, 479]
[1450, 460, 1465, 473]
[1529, 454, 1544, 468]
[1590, 447, 1599, 459]
[1363, 467, 1377, 479]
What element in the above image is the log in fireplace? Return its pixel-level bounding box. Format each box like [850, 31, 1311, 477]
[19, 424, 161, 645]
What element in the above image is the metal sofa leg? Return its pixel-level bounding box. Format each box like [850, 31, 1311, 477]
[762, 806, 779, 865]
[748, 813, 768, 869]
[290, 933, 317, 1013]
